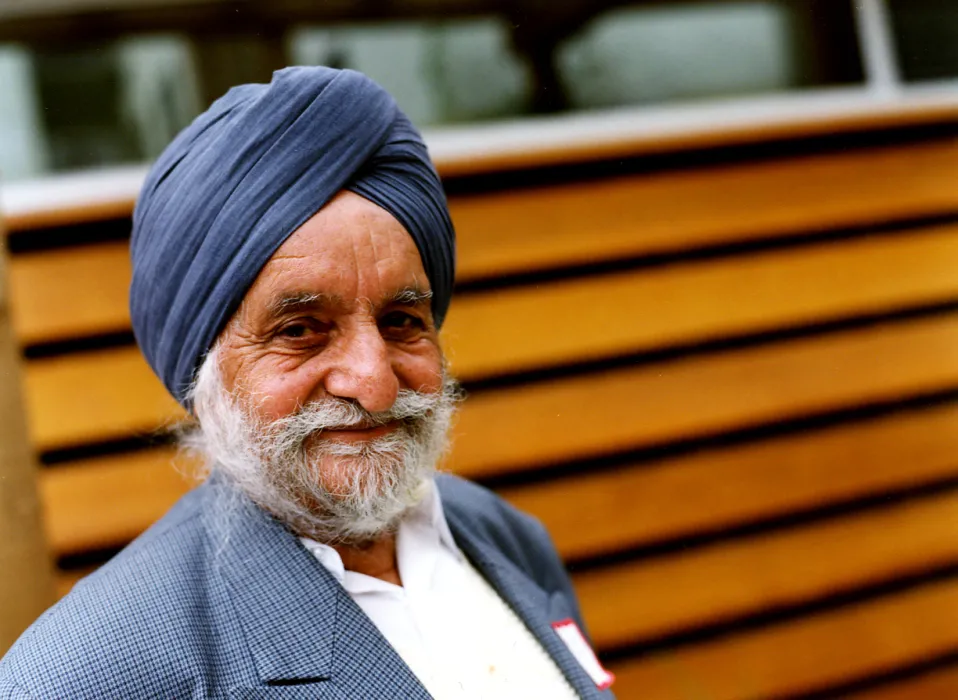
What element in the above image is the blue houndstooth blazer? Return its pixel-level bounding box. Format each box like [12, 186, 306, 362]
[0, 473, 615, 699]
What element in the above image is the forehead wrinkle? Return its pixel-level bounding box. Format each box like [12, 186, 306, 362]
[351, 203, 411, 288]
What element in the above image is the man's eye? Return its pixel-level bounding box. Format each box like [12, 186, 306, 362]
[275, 320, 329, 341]
[278, 324, 309, 338]
[380, 312, 425, 335]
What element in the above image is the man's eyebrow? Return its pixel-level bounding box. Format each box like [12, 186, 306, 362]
[387, 287, 433, 306]
[266, 292, 341, 316]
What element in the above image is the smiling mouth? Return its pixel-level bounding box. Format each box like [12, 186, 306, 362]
[319, 421, 400, 440]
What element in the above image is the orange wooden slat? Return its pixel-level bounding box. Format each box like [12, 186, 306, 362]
[39, 447, 200, 555]
[444, 224, 958, 379]
[608, 578, 958, 700]
[576, 489, 958, 650]
[502, 402, 958, 562]
[449, 314, 958, 478]
[23, 348, 184, 450]
[8, 243, 131, 344]
[453, 139, 958, 281]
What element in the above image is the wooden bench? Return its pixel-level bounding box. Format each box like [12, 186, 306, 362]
[6, 121, 958, 699]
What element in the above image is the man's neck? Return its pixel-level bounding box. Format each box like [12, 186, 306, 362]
[334, 534, 401, 586]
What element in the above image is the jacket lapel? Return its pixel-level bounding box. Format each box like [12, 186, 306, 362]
[445, 506, 612, 700]
[202, 480, 430, 699]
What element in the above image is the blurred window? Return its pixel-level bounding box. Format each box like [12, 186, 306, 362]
[1, 34, 200, 181]
[0, 0, 887, 182]
[887, 0, 958, 83]
[559, 2, 863, 109]
[288, 19, 531, 126]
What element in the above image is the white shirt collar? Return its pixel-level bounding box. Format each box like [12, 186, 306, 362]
[299, 478, 462, 590]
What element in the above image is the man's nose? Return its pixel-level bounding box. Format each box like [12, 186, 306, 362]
[322, 322, 399, 413]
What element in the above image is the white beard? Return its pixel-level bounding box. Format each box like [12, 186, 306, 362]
[184, 350, 459, 545]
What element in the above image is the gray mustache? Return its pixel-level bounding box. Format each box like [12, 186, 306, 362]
[270, 389, 446, 435]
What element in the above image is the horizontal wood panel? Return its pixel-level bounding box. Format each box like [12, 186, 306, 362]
[9, 243, 131, 344]
[39, 447, 198, 555]
[453, 139, 958, 280]
[576, 489, 958, 650]
[16, 219, 958, 354]
[608, 577, 958, 700]
[502, 402, 958, 561]
[41, 403, 958, 558]
[445, 224, 958, 378]
[23, 314, 958, 464]
[24, 349, 184, 450]
[450, 314, 958, 478]
[845, 665, 958, 700]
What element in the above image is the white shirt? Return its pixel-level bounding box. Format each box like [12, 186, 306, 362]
[299, 481, 581, 699]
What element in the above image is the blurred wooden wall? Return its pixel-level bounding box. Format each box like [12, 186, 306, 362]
[5, 117, 958, 698]
[0, 226, 54, 653]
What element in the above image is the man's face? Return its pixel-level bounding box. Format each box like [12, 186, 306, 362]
[191, 191, 454, 543]
[219, 190, 444, 421]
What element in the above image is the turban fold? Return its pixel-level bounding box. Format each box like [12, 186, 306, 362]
[130, 67, 456, 406]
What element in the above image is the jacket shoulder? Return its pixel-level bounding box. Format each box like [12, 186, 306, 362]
[0, 482, 238, 698]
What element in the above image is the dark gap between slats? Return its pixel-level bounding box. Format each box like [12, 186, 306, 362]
[481, 388, 958, 491]
[564, 472, 958, 573]
[464, 299, 958, 395]
[599, 564, 958, 663]
[57, 546, 124, 572]
[23, 330, 136, 360]
[771, 649, 958, 700]
[441, 124, 958, 197]
[454, 210, 958, 296]
[39, 431, 180, 466]
[6, 216, 132, 254]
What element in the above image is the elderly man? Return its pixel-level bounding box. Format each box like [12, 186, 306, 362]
[0, 67, 614, 699]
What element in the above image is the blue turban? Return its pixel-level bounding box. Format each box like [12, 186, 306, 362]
[130, 67, 456, 406]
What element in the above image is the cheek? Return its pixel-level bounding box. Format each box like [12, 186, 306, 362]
[242, 365, 319, 421]
[394, 344, 445, 394]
